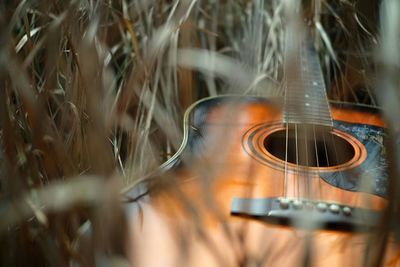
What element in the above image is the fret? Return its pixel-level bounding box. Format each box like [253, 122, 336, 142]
[285, 112, 332, 119]
[285, 114, 332, 120]
[287, 107, 331, 116]
[283, 33, 332, 127]
[284, 117, 332, 123]
[285, 93, 328, 100]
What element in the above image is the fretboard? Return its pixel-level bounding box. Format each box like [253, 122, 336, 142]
[283, 35, 333, 127]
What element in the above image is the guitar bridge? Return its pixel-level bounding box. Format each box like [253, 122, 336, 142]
[231, 197, 381, 232]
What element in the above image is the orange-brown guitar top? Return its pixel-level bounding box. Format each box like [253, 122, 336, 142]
[125, 96, 400, 267]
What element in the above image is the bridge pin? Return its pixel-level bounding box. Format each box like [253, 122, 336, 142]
[316, 203, 327, 212]
[279, 198, 290, 209]
[329, 204, 340, 214]
[293, 200, 303, 209]
[342, 206, 352, 216]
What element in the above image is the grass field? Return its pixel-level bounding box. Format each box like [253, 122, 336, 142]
[0, 1, 399, 266]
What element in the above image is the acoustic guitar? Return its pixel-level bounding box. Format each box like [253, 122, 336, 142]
[125, 32, 400, 267]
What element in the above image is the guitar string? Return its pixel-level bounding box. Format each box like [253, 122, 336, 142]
[296, 42, 303, 201]
[313, 125, 322, 200]
[296, 0, 307, 205]
[328, 128, 348, 205]
[321, 127, 331, 205]
[295, 43, 303, 201]
[295, 123, 300, 199]
[305, 125, 310, 199]
[301, 43, 325, 203]
[303, 49, 311, 202]
[304, 47, 318, 202]
[284, 120, 289, 198]
[306, 43, 328, 203]
[301, 45, 310, 202]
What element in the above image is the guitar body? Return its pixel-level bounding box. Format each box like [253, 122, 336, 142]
[126, 96, 400, 267]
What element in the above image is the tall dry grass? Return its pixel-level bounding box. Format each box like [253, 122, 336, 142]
[0, 0, 398, 266]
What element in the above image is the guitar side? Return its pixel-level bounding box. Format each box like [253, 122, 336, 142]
[125, 95, 400, 267]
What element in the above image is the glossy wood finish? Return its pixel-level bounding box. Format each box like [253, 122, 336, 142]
[126, 96, 400, 267]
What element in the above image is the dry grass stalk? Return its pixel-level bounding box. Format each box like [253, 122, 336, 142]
[0, 0, 398, 266]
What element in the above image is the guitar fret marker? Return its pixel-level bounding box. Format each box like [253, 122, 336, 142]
[283, 37, 333, 127]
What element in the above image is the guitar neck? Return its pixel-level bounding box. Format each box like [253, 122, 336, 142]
[283, 35, 333, 127]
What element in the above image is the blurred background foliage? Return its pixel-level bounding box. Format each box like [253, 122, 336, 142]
[0, 0, 395, 266]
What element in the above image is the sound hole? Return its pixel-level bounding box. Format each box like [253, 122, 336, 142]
[263, 125, 355, 167]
